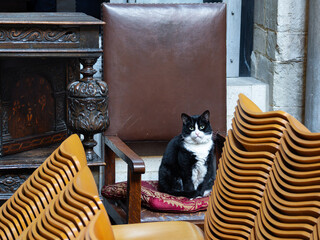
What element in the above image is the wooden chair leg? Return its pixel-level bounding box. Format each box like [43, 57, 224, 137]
[127, 168, 141, 224]
[105, 145, 116, 186]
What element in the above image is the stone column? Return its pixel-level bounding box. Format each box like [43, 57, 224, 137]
[305, 0, 320, 132]
[251, 0, 308, 121]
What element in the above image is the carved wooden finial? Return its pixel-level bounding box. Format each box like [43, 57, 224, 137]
[67, 57, 109, 161]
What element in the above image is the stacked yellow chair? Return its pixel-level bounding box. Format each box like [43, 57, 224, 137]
[250, 116, 320, 239]
[0, 135, 87, 240]
[234, 93, 290, 153]
[0, 135, 204, 240]
[204, 94, 306, 240]
[0, 134, 115, 240]
[16, 166, 114, 240]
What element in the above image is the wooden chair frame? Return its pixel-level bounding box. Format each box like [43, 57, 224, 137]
[104, 134, 225, 224]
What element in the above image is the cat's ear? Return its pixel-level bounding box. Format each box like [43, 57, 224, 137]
[201, 110, 210, 122]
[181, 113, 190, 125]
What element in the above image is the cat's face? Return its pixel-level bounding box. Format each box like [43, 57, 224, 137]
[181, 110, 213, 144]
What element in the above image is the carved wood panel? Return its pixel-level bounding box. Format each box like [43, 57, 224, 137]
[0, 58, 79, 156]
[0, 170, 30, 194]
[0, 12, 104, 203]
[0, 27, 79, 43]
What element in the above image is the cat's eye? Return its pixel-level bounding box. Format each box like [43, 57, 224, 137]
[199, 125, 205, 130]
[189, 126, 195, 131]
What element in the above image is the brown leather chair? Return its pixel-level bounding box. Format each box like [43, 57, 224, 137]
[102, 3, 227, 227]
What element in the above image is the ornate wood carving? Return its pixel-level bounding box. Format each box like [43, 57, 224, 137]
[0, 174, 28, 194]
[0, 12, 104, 202]
[68, 58, 109, 161]
[2, 132, 66, 156]
[0, 58, 70, 155]
[9, 75, 55, 139]
[0, 27, 79, 42]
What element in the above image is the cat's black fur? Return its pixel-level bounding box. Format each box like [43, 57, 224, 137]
[158, 110, 216, 198]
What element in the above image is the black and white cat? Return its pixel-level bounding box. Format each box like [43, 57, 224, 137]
[158, 110, 216, 198]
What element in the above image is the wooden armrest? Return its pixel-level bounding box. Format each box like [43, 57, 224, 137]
[104, 135, 145, 224]
[105, 136, 145, 174]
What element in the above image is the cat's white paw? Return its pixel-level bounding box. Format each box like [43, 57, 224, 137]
[203, 190, 211, 197]
[190, 196, 201, 200]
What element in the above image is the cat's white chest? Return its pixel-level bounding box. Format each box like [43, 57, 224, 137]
[184, 139, 213, 190]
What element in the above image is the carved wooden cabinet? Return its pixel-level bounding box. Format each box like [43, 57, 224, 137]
[0, 13, 106, 202]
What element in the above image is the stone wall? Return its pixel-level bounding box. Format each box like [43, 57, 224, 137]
[251, 0, 308, 122]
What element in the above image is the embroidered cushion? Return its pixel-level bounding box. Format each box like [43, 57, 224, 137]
[101, 181, 209, 213]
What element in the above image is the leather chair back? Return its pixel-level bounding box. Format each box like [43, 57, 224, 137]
[102, 3, 226, 141]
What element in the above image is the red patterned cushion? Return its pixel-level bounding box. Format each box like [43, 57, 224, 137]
[101, 181, 209, 213]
